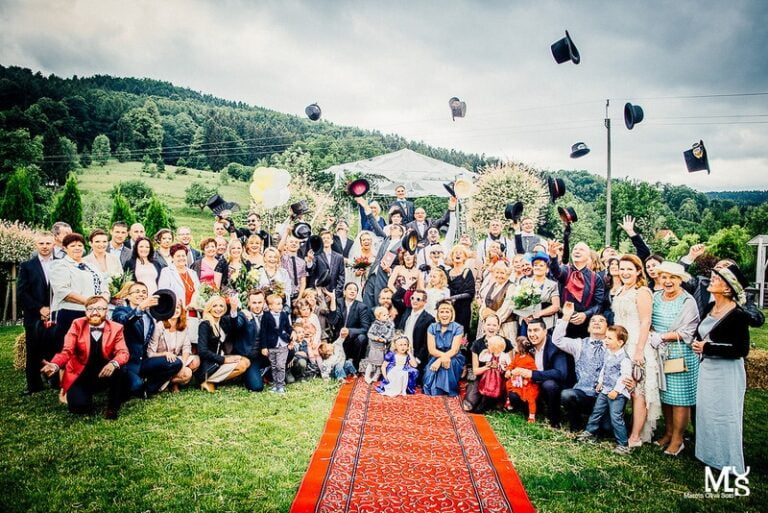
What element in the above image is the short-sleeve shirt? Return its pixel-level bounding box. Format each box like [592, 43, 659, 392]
[427, 321, 464, 351]
[280, 253, 307, 287]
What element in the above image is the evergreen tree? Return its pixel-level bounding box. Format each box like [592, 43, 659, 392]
[0, 168, 36, 224]
[110, 190, 137, 226]
[156, 158, 165, 173]
[80, 149, 92, 168]
[50, 174, 84, 235]
[116, 144, 131, 162]
[143, 195, 174, 236]
[141, 154, 153, 173]
[92, 134, 111, 166]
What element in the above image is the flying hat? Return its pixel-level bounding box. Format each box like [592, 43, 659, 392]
[290, 200, 310, 217]
[448, 97, 467, 121]
[305, 103, 321, 121]
[308, 234, 323, 253]
[149, 289, 177, 321]
[314, 269, 331, 290]
[443, 182, 457, 198]
[206, 194, 241, 216]
[624, 102, 644, 130]
[547, 176, 566, 201]
[346, 178, 370, 197]
[292, 222, 311, 240]
[684, 140, 710, 174]
[570, 142, 590, 158]
[402, 229, 419, 254]
[551, 30, 580, 65]
[504, 202, 524, 222]
[558, 206, 578, 224]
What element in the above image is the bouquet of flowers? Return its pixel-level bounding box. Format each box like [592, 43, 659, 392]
[511, 281, 542, 317]
[228, 267, 261, 305]
[190, 282, 219, 311]
[267, 279, 286, 300]
[108, 270, 134, 304]
[347, 256, 372, 272]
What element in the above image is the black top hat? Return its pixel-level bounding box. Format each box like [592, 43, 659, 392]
[292, 222, 311, 240]
[402, 229, 419, 254]
[448, 97, 467, 121]
[551, 30, 580, 65]
[290, 200, 310, 217]
[206, 194, 241, 215]
[624, 103, 644, 130]
[443, 182, 457, 198]
[684, 140, 710, 174]
[314, 269, 331, 289]
[547, 176, 566, 202]
[149, 289, 177, 321]
[346, 178, 370, 197]
[305, 103, 321, 121]
[558, 206, 578, 225]
[257, 229, 272, 248]
[308, 234, 323, 253]
[504, 202, 525, 222]
[570, 142, 590, 158]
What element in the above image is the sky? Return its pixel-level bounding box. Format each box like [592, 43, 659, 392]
[1, 0, 766, 191]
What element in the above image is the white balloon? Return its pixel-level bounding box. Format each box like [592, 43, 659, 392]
[273, 169, 292, 188]
[261, 186, 292, 208]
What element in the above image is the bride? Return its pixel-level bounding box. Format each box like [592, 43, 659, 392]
[345, 230, 378, 290]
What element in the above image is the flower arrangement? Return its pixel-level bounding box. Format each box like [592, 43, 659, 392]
[511, 281, 542, 311]
[227, 267, 261, 305]
[190, 282, 219, 311]
[108, 270, 135, 303]
[0, 221, 37, 263]
[347, 256, 372, 272]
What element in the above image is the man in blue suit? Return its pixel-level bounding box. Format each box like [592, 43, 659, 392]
[112, 282, 182, 396]
[232, 289, 267, 392]
[507, 319, 574, 427]
[308, 229, 346, 298]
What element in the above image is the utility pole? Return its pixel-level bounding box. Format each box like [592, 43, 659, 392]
[604, 99, 612, 247]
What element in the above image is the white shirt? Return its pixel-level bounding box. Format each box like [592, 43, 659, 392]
[534, 344, 545, 370]
[404, 308, 423, 343]
[38, 254, 53, 284]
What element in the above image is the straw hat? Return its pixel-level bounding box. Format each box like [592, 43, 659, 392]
[655, 261, 692, 282]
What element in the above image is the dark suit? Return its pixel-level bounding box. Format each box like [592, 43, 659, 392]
[107, 243, 132, 267]
[309, 249, 346, 298]
[329, 300, 372, 369]
[508, 336, 573, 427]
[232, 311, 265, 391]
[389, 198, 416, 224]
[112, 306, 182, 395]
[17, 255, 53, 392]
[405, 210, 450, 244]
[395, 302, 435, 383]
[332, 235, 354, 258]
[258, 311, 293, 350]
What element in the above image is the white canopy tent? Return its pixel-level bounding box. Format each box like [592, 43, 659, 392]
[324, 148, 475, 197]
[747, 234, 768, 308]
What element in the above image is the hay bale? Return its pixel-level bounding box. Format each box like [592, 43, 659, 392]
[13, 332, 26, 370]
[746, 349, 768, 389]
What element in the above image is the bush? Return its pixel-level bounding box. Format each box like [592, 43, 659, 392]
[176, 157, 187, 167]
[0, 168, 37, 225]
[185, 182, 218, 211]
[116, 144, 131, 163]
[82, 193, 113, 232]
[176, 167, 188, 175]
[0, 220, 37, 263]
[224, 162, 254, 182]
[110, 190, 137, 227]
[50, 174, 84, 235]
[110, 180, 153, 205]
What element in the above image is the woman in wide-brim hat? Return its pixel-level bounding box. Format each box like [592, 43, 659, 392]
[691, 263, 751, 473]
[648, 261, 700, 456]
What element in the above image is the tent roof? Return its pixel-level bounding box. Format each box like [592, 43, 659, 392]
[324, 148, 475, 197]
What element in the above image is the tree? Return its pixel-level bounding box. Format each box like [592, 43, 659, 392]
[0, 168, 36, 224]
[185, 182, 218, 210]
[746, 204, 768, 237]
[141, 154, 153, 174]
[116, 144, 131, 163]
[155, 158, 165, 173]
[92, 134, 111, 166]
[80, 149, 91, 168]
[706, 225, 754, 273]
[0, 128, 43, 176]
[143, 195, 175, 237]
[110, 190, 136, 226]
[50, 174, 84, 235]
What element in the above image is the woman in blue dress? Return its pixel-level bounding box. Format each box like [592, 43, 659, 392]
[423, 301, 465, 397]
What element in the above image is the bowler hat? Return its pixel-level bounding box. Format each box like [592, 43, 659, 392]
[308, 234, 323, 253]
[402, 229, 419, 254]
[290, 200, 310, 217]
[684, 140, 710, 174]
[305, 103, 321, 121]
[504, 202, 524, 222]
[149, 289, 177, 321]
[624, 102, 644, 130]
[547, 176, 566, 202]
[570, 142, 590, 158]
[551, 30, 580, 64]
[346, 178, 370, 197]
[206, 194, 241, 215]
[314, 269, 331, 289]
[292, 222, 311, 240]
[558, 206, 578, 224]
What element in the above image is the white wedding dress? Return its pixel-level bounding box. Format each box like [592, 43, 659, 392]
[612, 286, 660, 443]
[345, 231, 380, 291]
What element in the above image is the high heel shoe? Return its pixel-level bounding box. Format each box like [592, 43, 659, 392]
[200, 382, 216, 393]
[628, 438, 643, 448]
[654, 438, 670, 448]
[664, 442, 684, 456]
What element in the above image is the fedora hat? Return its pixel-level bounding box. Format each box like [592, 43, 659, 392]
[547, 176, 566, 202]
[292, 222, 311, 240]
[346, 178, 370, 197]
[206, 194, 241, 215]
[558, 206, 578, 224]
[305, 103, 321, 121]
[448, 97, 467, 121]
[624, 102, 644, 130]
[314, 269, 331, 290]
[149, 289, 177, 321]
[290, 200, 310, 217]
[402, 229, 419, 254]
[570, 142, 590, 158]
[308, 234, 323, 253]
[551, 30, 580, 65]
[655, 261, 692, 283]
[504, 202, 524, 222]
[684, 140, 710, 174]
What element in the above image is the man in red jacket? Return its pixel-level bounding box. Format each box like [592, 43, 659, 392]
[42, 296, 130, 420]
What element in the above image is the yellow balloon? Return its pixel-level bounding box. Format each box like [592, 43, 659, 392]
[249, 181, 264, 203]
[251, 167, 275, 189]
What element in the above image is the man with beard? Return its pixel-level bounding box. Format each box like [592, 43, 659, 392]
[41, 296, 130, 419]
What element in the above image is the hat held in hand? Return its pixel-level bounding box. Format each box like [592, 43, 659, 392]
[558, 206, 578, 225]
[149, 289, 177, 321]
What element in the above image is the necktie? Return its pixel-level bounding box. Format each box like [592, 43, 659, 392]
[291, 256, 298, 286]
[78, 263, 102, 294]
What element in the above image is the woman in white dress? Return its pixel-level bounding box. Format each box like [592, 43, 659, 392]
[424, 268, 450, 316]
[612, 254, 658, 446]
[83, 229, 123, 283]
[345, 230, 378, 290]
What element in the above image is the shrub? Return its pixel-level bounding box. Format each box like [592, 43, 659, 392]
[0, 220, 37, 263]
[185, 182, 218, 211]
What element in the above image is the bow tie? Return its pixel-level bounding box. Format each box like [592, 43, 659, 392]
[590, 339, 603, 347]
[91, 327, 104, 333]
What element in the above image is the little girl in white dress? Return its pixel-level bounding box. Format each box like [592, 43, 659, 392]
[377, 335, 419, 397]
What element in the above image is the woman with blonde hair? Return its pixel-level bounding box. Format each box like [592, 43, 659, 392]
[424, 267, 450, 316]
[257, 246, 292, 308]
[225, 238, 251, 285]
[243, 234, 264, 269]
[195, 295, 250, 392]
[423, 301, 465, 396]
[148, 301, 201, 391]
[447, 244, 475, 338]
[477, 260, 517, 339]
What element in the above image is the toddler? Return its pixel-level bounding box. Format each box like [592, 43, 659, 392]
[377, 334, 419, 396]
[475, 335, 512, 410]
[318, 337, 356, 381]
[362, 306, 395, 384]
[505, 336, 539, 423]
[258, 294, 293, 394]
[577, 325, 632, 454]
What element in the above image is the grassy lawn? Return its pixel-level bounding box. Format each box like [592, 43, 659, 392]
[0, 324, 765, 512]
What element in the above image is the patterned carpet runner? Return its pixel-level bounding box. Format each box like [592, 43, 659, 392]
[290, 378, 535, 512]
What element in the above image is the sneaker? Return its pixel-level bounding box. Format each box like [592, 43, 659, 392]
[614, 445, 631, 455]
[576, 431, 595, 443]
[275, 386, 286, 394]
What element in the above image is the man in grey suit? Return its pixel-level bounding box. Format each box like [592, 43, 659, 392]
[107, 222, 133, 266]
[388, 184, 416, 224]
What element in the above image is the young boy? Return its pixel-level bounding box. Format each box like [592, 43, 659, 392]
[362, 306, 395, 384]
[576, 325, 632, 454]
[258, 294, 293, 394]
[318, 337, 356, 382]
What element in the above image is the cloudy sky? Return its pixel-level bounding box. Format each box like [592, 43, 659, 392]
[1, 0, 766, 191]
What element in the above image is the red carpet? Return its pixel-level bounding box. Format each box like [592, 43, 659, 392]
[290, 378, 535, 513]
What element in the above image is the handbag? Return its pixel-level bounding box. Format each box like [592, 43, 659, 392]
[478, 356, 504, 398]
[664, 335, 687, 374]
